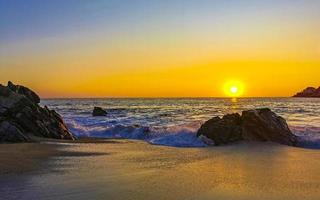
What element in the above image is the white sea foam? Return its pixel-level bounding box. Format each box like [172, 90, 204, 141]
[67, 119, 207, 147]
[290, 125, 320, 149]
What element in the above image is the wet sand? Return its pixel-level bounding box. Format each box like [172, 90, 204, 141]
[0, 140, 319, 200]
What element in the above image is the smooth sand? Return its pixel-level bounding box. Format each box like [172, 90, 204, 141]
[0, 140, 319, 200]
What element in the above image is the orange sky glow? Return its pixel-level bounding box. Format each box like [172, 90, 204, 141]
[1, 1, 319, 98]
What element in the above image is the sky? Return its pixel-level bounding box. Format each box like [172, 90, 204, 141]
[0, 0, 320, 98]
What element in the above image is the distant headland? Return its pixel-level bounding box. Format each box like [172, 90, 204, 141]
[293, 87, 320, 97]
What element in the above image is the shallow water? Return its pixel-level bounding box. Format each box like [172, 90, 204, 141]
[41, 98, 320, 147]
[1, 141, 319, 200]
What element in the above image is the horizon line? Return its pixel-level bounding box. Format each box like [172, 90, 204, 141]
[41, 96, 296, 100]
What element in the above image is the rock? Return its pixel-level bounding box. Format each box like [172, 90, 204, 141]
[197, 108, 298, 146]
[197, 113, 242, 145]
[0, 81, 75, 143]
[0, 121, 29, 142]
[241, 108, 297, 146]
[293, 86, 320, 97]
[92, 107, 107, 116]
[7, 81, 40, 103]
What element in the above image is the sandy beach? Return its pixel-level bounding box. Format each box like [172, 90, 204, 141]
[0, 140, 319, 200]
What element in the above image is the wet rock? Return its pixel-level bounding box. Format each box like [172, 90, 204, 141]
[7, 81, 40, 103]
[241, 108, 297, 146]
[92, 107, 107, 116]
[0, 81, 75, 143]
[197, 113, 242, 145]
[0, 121, 29, 142]
[197, 108, 298, 146]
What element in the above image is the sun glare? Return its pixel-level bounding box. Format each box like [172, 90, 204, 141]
[224, 81, 244, 97]
[230, 86, 238, 94]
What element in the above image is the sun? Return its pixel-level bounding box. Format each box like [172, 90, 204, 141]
[224, 81, 244, 97]
[230, 86, 238, 94]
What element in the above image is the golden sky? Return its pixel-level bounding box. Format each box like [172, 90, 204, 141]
[1, 0, 319, 98]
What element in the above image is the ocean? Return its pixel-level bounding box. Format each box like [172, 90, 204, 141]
[41, 98, 320, 148]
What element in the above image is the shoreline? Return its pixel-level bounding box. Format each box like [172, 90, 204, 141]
[1, 136, 319, 175]
[1, 139, 320, 200]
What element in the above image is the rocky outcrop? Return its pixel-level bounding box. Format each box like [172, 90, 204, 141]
[0, 81, 75, 143]
[92, 107, 107, 116]
[7, 81, 40, 103]
[197, 113, 242, 145]
[293, 87, 320, 97]
[197, 108, 297, 146]
[241, 108, 297, 145]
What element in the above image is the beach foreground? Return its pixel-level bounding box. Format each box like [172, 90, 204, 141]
[0, 140, 319, 200]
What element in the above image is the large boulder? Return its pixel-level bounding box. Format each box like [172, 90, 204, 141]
[0, 81, 75, 143]
[197, 113, 242, 145]
[241, 108, 297, 146]
[92, 107, 107, 116]
[197, 108, 298, 146]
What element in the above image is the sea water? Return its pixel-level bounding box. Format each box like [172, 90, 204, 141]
[41, 98, 320, 148]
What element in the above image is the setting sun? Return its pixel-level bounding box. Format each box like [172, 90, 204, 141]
[230, 86, 238, 94]
[224, 81, 244, 97]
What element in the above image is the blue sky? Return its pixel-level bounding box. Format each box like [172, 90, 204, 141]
[2, 0, 319, 43]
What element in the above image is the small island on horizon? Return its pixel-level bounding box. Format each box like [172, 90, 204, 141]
[293, 86, 320, 98]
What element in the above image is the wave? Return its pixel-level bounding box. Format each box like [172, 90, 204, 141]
[66, 119, 320, 148]
[148, 122, 207, 147]
[67, 120, 208, 147]
[290, 125, 320, 149]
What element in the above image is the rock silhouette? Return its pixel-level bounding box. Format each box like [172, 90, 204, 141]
[293, 87, 320, 97]
[92, 107, 107, 116]
[197, 113, 242, 145]
[197, 108, 297, 146]
[0, 81, 75, 143]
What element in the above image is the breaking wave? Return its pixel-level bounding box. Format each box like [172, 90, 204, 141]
[67, 120, 208, 147]
[66, 119, 320, 148]
[290, 125, 320, 149]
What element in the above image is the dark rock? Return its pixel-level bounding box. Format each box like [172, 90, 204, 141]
[197, 108, 298, 146]
[293, 86, 320, 97]
[0, 81, 75, 143]
[0, 121, 29, 142]
[92, 107, 107, 116]
[197, 113, 242, 145]
[0, 84, 11, 97]
[241, 108, 297, 146]
[7, 81, 40, 103]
